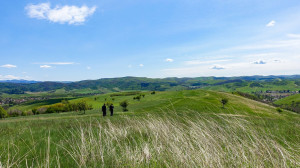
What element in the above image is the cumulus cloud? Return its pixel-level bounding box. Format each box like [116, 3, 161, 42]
[266, 20, 276, 27]
[139, 64, 144, 67]
[25, 3, 96, 25]
[210, 65, 225, 70]
[0, 64, 17, 68]
[253, 60, 267, 64]
[165, 58, 174, 62]
[40, 65, 51, 68]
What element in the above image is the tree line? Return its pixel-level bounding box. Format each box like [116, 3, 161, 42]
[0, 100, 93, 119]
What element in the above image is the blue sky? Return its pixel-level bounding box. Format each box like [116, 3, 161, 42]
[0, 0, 300, 81]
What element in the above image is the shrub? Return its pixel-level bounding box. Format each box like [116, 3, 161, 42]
[46, 107, 56, 113]
[276, 108, 283, 113]
[8, 109, 22, 117]
[120, 100, 129, 112]
[21, 111, 27, 116]
[133, 95, 141, 101]
[32, 108, 38, 115]
[37, 107, 48, 114]
[26, 110, 34, 116]
[0, 106, 8, 119]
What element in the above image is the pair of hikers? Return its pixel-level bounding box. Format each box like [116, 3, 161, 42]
[102, 104, 114, 116]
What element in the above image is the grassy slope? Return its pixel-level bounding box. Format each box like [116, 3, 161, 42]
[203, 80, 299, 93]
[0, 89, 299, 167]
[274, 94, 300, 105]
[9, 97, 76, 111]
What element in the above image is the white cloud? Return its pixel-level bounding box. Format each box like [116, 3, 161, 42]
[266, 20, 276, 27]
[139, 64, 144, 67]
[227, 38, 300, 51]
[47, 62, 75, 65]
[287, 33, 300, 38]
[161, 58, 299, 77]
[26, 3, 50, 19]
[0, 64, 17, 68]
[273, 59, 281, 63]
[185, 59, 230, 65]
[86, 66, 91, 70]
[40, 65, 51, 68]
[253, 60, 267, 64]
[33, 62, 75, 65]
[210, 65, 225, 70]
[26, 3, 96, 25]
[165, 58, 174, 62]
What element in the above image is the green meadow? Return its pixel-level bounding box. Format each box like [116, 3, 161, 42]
[274, 94, 300, 105]
[0, 89, 299, 167]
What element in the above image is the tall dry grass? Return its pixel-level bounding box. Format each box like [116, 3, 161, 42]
[1, 111, 299, 167]
[60, 112, 299, 167]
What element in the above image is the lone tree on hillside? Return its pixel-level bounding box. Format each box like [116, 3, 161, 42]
[78, 101, 88, 114]
[120, 100, 129, 112]
[0, 106, 8, 119]
[32, 108, 38, 115]
[221, 98, 229, 108]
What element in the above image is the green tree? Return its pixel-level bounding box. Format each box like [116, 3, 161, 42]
[134, 95, 141, 101]
[120, 100, 129, 112]
[221, 98, 229, 108]
[0, 106, 8, 119]
[32, 108, 38, 115]
[78, 101, 88, 114]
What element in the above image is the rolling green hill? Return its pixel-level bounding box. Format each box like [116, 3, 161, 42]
[0, 89, 299, 167]
[274, 94, 300, 113]
[274, 94, 300, 105]
[1, 75, 299, 94]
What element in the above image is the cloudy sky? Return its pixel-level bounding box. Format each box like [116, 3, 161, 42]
[0, 0, 300, 81]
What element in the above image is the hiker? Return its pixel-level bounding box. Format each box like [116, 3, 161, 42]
[109, 104, 114, 116]
[102, 104, 107, 116]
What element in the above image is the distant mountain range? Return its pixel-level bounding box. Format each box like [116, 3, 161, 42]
[0, 75, 299, 94]
[1, 75, 300, 84]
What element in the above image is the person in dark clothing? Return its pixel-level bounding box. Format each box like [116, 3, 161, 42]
[102, 104, 107, 116]
[109, 104, 114, 116]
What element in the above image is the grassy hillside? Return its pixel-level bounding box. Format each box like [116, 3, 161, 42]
[274, 94, 300, 113]
[0, 90, 299, 167]
[274, 94, 300, 105]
